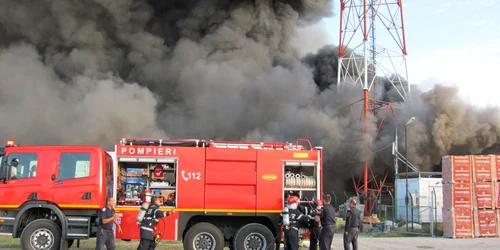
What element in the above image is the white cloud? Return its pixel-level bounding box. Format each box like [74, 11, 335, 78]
[407, 41, 500, 108]
[435, 3, 451, 13]
[474, 20, 487, 26]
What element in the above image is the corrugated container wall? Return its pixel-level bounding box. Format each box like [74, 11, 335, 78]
[441, 154, 500, 238]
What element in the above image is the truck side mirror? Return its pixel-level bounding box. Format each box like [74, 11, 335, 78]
[51, 174, 56, 180]
[0, 160, 8, 183]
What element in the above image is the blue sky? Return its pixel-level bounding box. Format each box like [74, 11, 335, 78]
[292, 0, 500, 108]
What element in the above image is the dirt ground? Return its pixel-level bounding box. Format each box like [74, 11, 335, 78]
[2, 234, 500, 250]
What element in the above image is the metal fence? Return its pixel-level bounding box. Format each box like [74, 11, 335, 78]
[333, 188, 442, 237]
[375, 204, 440, 236]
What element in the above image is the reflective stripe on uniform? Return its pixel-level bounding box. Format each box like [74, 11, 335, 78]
[140, 226, 154, 231]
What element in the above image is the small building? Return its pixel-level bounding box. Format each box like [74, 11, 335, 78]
[395, 173, 443, 224]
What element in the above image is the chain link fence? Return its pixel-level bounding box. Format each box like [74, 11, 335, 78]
[333, 188, 443, 237]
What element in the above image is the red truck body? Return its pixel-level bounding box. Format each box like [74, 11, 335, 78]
[0, 145, 111, 210]
[0, 138, 323, 250]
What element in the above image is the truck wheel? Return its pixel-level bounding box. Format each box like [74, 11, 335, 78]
[233, 223, 275, 250]
[20, 219, 61, 250]
[183, 222, 224, 250]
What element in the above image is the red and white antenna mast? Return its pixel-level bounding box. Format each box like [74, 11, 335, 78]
[337, 0, 410, 215]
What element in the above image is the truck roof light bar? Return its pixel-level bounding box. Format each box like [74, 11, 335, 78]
[118, 138, 203, 147]
[116, 138, 315, 150]
[5, 139, 17, 147]
[209, 141, 307, 150]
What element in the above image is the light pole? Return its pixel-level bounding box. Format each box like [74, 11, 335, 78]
[394, 125, 398, 224]
[405, 116, 416, 231]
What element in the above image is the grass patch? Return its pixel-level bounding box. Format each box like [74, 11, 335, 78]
[0, 236, 316, 250]
[0, 236, 183, 250]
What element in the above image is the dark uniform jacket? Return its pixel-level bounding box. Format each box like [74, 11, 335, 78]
[344, 207, 362, 231]
[139, 204, 170, 240]
[288, 208, 305, 229]
[308, 208, 322, 237]
[100, 206, 115, 230]
[320, 204, 336, 226]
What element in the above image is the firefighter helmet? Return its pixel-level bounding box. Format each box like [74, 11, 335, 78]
[286, 195, 300, 210]
[11, 158, 19, 167]
[314, 199, 323, 207]
[314, 199, 323, 209]
[287, 195, 299, 204]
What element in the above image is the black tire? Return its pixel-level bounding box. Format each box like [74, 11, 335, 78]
[233, 223, 275, 250]
[20, 219, 61, 250]
[183, 222, 225, 250]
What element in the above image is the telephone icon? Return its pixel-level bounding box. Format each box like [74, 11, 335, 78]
[181, 170, 201, 181]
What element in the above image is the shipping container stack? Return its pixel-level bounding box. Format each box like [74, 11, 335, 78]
[442, 155, 500, 239]
[496, 155, 500, 237]
[471, 155, 497, 238]
[442, 155, 474, 238]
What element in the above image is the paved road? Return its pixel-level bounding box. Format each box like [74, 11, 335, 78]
[298, 234, 500, 250]
[338, 234, 499, 250]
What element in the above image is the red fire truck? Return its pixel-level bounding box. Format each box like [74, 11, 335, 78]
[0, 138, 323, 250]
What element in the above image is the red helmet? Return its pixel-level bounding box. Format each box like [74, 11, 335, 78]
[314, 200, 323, 207]
[287, 195, 300, 205]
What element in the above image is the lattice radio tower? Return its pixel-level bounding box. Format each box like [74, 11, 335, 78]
[337, 0, 410, 215]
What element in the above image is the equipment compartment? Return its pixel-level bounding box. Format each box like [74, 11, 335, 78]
[283, 160, 319, 201]
[116, 161, 177, 208]
[148, 162, 176, 207]
[284, 172, 316, 189]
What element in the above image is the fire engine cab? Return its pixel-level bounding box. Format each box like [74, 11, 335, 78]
[0, 139, 112, 250]
[0, 138, 323, 250]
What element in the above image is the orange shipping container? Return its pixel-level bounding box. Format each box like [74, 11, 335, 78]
[496, 155, 500, 181]
[497, 210, 500, 236]
[496, 182, 500, 209]
[443, 183, 473, 209]
[442, 155, 472, 183]
[473, 182, 495, 209]
[472, 155, 494, 182]
[474, 209, 497, 237]
[443, 208, 474, 238]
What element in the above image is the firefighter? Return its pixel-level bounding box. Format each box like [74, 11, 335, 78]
[308, 200, 323, 250]
[343, 199, 362, 250]
[10, 158, 19, 179]
[96, 197, 122, 250]
[283, 195, 308, 250]
[137, 195, 175, 250]
[316, 194, 336, 250]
